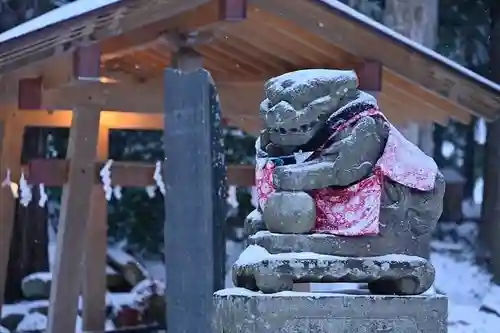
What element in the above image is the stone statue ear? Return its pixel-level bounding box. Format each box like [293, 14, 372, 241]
[259, 99, 271, 117]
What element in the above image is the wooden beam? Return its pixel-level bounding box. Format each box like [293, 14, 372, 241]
[47, 45, 102, 333]
[12, 111, 162, 130]
[82, 126, 109, 331]
[12, 67, 456, 131]
[26, 160, 255, 187]
[26, 78, 265, 124]
[13, 78, 451, 132]
[0, 115, 25, 316]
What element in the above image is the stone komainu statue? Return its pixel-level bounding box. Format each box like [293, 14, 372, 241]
[237, 69, 445, 295]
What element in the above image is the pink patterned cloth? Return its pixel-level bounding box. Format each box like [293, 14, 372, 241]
[255, 108, 438, 236]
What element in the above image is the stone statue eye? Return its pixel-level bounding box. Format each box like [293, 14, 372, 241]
[290, 128, 298, 132]
[279, 128, 287, 134]
[300, 124, 309, 132]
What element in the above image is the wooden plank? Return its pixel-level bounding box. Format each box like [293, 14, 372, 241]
[228, 20, 325, 66]
[0, 115, 25, 316]
[216, 30, 297, 70]
[26, 160, 255, 187]
[46, 106, 102, 333]
[82, 126, 109, 331]
[163, 68, 226, 333]
[245, 5, 351, 66]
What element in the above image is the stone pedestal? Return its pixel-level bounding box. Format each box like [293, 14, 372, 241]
[213, 288, 447, 333]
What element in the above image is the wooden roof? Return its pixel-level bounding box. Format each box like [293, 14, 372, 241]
[0, 0, 498, 135]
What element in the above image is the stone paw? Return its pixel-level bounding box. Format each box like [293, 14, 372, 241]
[255, 273, 294, 294]
[367, 276, 428, 295]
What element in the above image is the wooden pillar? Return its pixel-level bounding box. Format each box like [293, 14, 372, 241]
[164, 49, 226, 333]
[47, 45, 102, 333]
[0, 113, 24, 316]
[82, 126, 109, 331]
[46, 106, 102, 333]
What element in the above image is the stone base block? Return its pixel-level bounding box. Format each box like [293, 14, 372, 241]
[213, 288, 447, 333]
[233, 245, 435, 295]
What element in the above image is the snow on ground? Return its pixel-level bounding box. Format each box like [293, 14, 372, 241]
[431, 247, 500, 333]
[6, 228, 500, 332]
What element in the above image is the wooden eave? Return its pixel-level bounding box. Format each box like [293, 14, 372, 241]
[250, 0, 500, 121]
[97, 3, 475, 128]
[0, 0, 497, 135]
[0, 0, 211, 75]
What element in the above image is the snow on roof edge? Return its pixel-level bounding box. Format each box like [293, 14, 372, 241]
[0, 0, 122, 44]
[319, 0, 500, 94]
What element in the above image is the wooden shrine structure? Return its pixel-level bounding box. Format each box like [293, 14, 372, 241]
[0, 0, 499, 332]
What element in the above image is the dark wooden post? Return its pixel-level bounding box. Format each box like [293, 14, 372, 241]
[163, 50, 227, 333]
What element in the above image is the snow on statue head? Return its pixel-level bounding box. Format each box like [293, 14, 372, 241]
[260, 69, 358, 147]
[235, 69, 445, 296]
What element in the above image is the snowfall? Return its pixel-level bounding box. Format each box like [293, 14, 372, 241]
[1, 0, 500, 331]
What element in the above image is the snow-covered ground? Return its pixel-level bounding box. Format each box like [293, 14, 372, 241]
[4, 223, 499, 332]
[432, 243, 500, 333]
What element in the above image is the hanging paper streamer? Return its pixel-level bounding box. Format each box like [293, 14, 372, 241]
[145, 185, 156, 198]
[113, 185, 123, 200]
[153, 161, 165, 195]
[38, 183, 48, 208]
[19, 171, 32, 207]
[100, 159, 114, 201]
[1, 169, 17, 198]
[2, 169, 19, 199]
[227, 186, 239, 209]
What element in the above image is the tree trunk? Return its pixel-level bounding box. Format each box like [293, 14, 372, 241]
[480, 1, 500, 282]
[383, 0, 438, 156]
[4, 127, 49, 302]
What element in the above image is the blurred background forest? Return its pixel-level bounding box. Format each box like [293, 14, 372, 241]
[1, 0, 500, 326]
